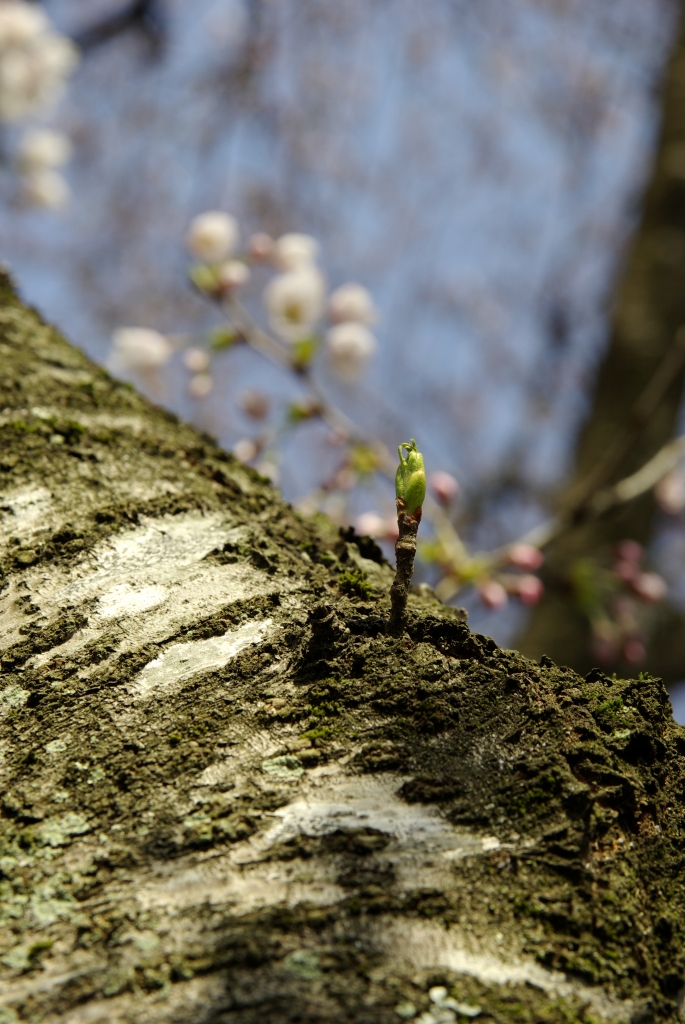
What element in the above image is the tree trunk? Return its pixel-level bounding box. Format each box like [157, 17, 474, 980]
[518, 4, 685, 681]
[1, 275, 684, 1024]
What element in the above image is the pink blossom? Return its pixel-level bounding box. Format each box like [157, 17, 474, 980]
[248, 232, 274, 261]
[507, 543, 544, 571]
[516, 574, 544, 606]
[240, 389, 270, 420]
[591, 635, 618, 664]
[614, 559, 638, 584]
[616, 539, 643, 564]
[429, 470, 459, 505]
[478, 580, 508, 610]
[334, 467, 357, 490]
[622, 638, 646, 663]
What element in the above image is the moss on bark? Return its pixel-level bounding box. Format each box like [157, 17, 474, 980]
[0, 276, 684, 1023]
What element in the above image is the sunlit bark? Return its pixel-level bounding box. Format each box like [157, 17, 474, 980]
[0, 277, 683, 1023]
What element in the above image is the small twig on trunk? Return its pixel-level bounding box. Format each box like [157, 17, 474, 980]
[388, 439, 426, 636]
[388, 505, 422, 636]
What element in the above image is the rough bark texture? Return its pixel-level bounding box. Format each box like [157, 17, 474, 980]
[388, 509, 421, 636]
[1, 276, 685, 1024]
[518, 5, 685, 681]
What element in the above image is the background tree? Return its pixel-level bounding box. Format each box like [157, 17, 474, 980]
[519, 5, 685, 682]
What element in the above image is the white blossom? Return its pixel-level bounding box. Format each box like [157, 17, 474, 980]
[186, 211, 239, 262]
[0, 4, 78, 123]
[182, 347, 211, 372]
[355, 512, 385, 537]
[355, 511, 398, 540]
[255, 459, 280, 484]
[108, 327, 172, 374]
[263, 267, 326, 341]
[233, 438, 258, 463]
[18, 127, 71, 169]
[273, 232, 319, 271]
[188, 372, 213, 398]
[218, 258, 250, 290]
[655, 470, 685, 514]
[22, 168, 69, 208]
[326, 321, 376, 380]
[0, 4, 48, 47]
[328, 283, 377, 325]
[632, 571, 667, 603]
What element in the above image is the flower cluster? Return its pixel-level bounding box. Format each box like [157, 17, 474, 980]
[477, 543, 545, 610]
[107, 211, 380, 490]
[571, 539, 667, 665]
[102, 208, 678, 660]
[185, 211, 378, 384]
[0, 2, 79, 208]
[17, 126, 72, 208]
[0, 2, 78, 122]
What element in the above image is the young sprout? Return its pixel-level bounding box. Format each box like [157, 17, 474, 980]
[388, 439, 426, 635]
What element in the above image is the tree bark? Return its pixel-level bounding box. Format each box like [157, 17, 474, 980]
[0, 275, 684, 1024]
[518, 4, 685, 681]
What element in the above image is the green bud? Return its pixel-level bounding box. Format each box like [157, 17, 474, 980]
[189, 263, 221, 295]
[395, 438, 426, 515]
[210, 325, 239, 350]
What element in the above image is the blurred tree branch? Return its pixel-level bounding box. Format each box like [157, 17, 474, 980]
[73, 0, 166, 53]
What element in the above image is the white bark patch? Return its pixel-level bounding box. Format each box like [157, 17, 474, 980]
[263, 770, 481, 858]
[1, 512, 286, 662]
[373, 918, 633, 1021]
[0, 766, 631, 1022]
[97, 583, 169, 619]
[132, 769, 512, 920]
[0, 485, 53, 547]
[22, 406, 147, 435]
[131, 619, 275, 698]
[193, 726, 302, 787]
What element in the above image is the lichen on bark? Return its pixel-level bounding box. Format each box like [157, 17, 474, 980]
[0, 275, 685, 1023]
